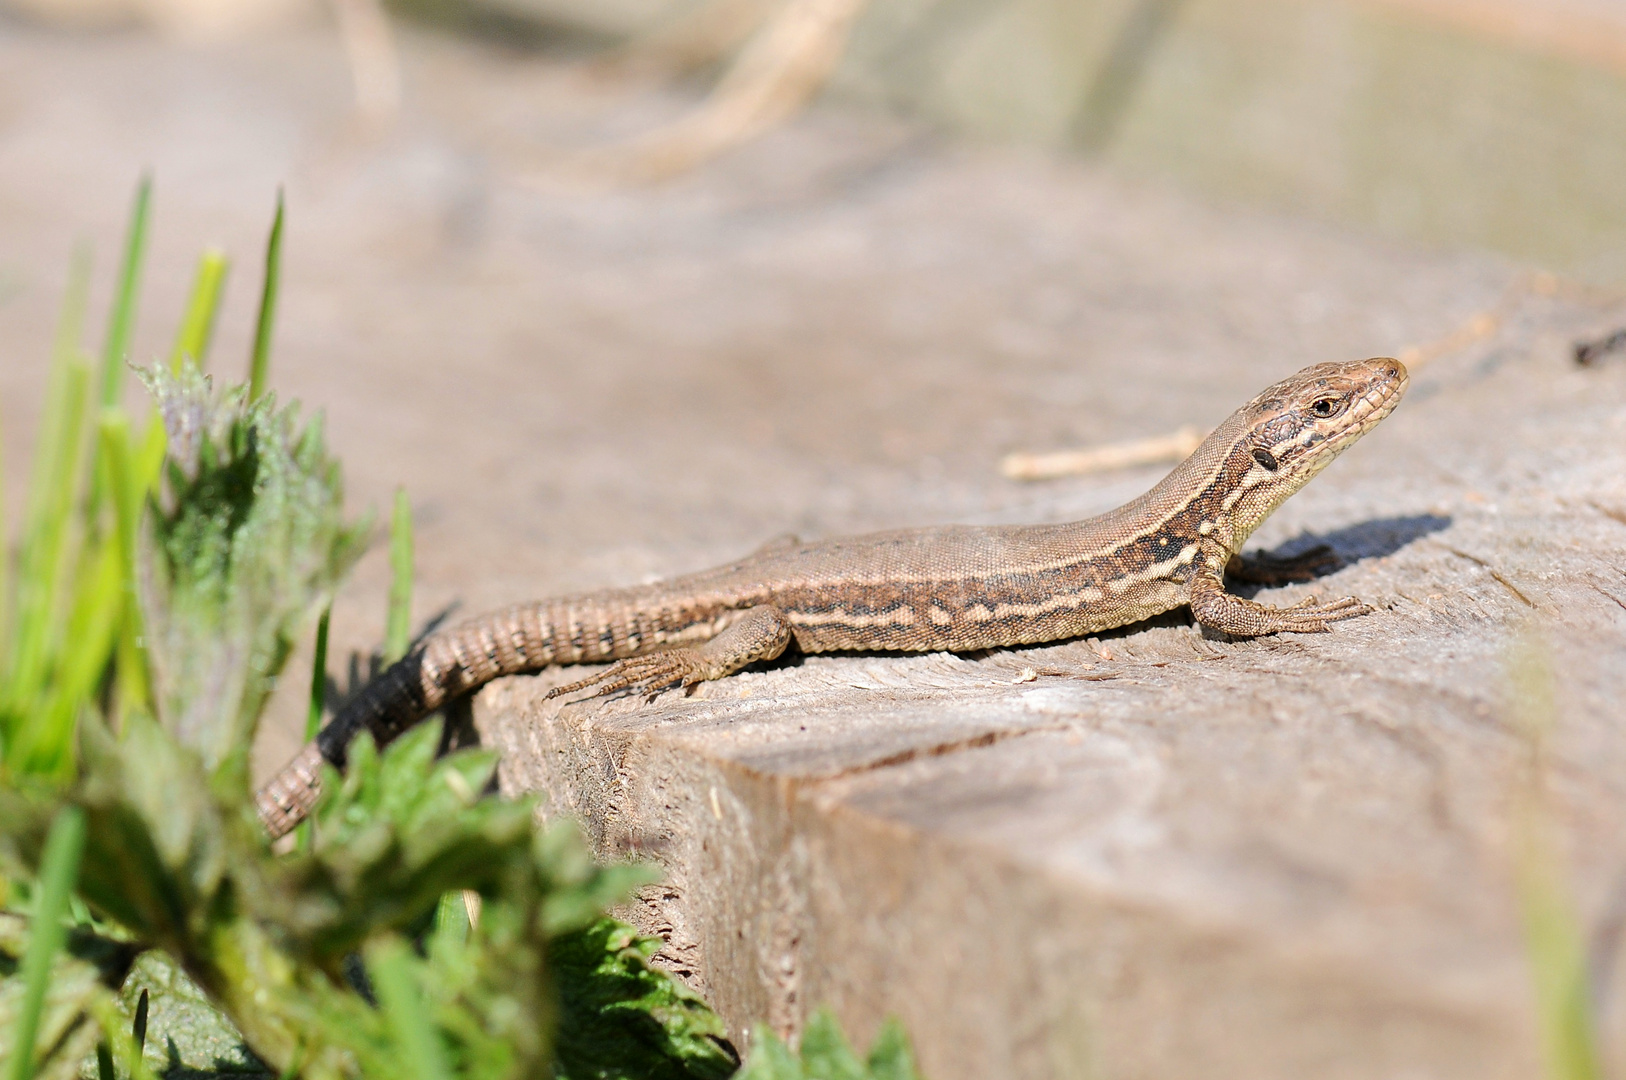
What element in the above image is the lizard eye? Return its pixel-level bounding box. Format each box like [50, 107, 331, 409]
[1309, 396, 1345, 419]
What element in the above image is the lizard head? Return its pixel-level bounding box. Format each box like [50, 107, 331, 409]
[1224, 356, 1409, 539]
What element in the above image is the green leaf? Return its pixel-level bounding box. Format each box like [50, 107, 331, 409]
[796, 1011, 865, 1080]
[861, 1021, 918, 1080]
[368, 937, 455, 1080]
[139, 361, 368, 772]
[736, 1010, 922, 1080]
[550, 917, 738, 1080]
[305, 607, 332, 746]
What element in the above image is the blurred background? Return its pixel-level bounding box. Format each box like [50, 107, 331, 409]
[0, 0, 1620, 772]
[5, 0, 1625, 276]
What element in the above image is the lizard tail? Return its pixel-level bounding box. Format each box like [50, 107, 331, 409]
[253, 595, 668, 840]
[255, 647, 435, 840]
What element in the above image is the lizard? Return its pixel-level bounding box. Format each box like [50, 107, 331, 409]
[256, 356, 1408, 839]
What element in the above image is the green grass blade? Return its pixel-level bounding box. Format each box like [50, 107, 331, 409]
[1508, 637, 1603, 1080]
[248, 190, 284, 402]
[2, 243, 93, 699]
[100, 174, 152, 408]
[305, 605, 331, 742]
[100, 410, 154, 719]
[383, 488, 413, 664]
[133, 987, 149, 1052]
[169, 249, 229, 371]
[4, 356, 91, 719]
[5, 805, 87, 1080]
[431, 889, 471, 949]
[367, 937, 453, 1080]
[14, 541, 121, 776]
[0, 373, 7, 677]
[297, 605, 331, 852]
[85, 995, 160, 1080]
[53, 241, 94, 369]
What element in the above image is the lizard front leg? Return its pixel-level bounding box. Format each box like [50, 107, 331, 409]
[546, 605, 794, 700]
[1189, 541, 1370, 635]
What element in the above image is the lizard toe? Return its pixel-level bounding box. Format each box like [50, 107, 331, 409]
[547, 652, 700, 701]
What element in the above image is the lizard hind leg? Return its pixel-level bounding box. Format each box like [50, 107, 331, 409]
[545, 604, 794, 701]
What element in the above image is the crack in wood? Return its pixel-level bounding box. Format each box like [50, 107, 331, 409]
[1437, 544, 1539, 608]
[806, 721, 1078, 782]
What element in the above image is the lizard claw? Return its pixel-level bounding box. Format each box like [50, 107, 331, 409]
[1266, 594, 1371, 632]
[546, 651, 703, 702]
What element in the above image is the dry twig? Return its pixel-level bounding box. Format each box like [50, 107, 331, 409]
[1000, 271, 1578, 483]
[568, 0, 871, 182]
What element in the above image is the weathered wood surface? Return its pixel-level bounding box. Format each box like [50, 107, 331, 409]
[478, 322, 1626, 1079]
[1, 22, 1623, 1080]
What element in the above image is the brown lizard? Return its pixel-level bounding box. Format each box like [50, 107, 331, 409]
[257, 357, 1408, 838]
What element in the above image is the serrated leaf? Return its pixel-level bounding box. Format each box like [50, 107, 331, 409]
[138, 361, 368, 774]
[550, 917, 737, 1080]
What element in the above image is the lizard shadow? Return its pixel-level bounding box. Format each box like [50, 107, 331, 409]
[1227, 513, 1452, 600]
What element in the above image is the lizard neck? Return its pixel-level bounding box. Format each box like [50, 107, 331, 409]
[1074, 410, 1257, 579]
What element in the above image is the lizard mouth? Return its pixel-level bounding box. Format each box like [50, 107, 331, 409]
[1345, 358, 1409, 439]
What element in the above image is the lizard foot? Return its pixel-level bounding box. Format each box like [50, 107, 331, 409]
[546, 651, 704, 701]
[1191, 563, 1375, 634]
[1258, 593, 1372, 632]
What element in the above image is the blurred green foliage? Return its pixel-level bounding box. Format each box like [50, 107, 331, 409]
[736, 1010, 918, 1080]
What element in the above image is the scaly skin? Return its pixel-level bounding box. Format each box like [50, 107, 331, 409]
[257, 357, 1408, 838]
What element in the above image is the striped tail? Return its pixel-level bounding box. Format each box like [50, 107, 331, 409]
[253, 594, 688, 839]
